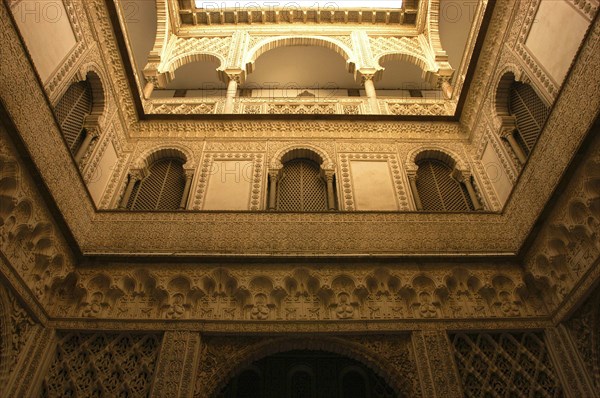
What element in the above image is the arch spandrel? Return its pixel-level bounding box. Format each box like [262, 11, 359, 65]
[197, 336, 418, 398]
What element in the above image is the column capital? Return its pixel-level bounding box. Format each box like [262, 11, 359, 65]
[356, 67, 382, 84]
[357, 69, 377, 83]
[144, 73, 169, 90]
[143, 59, 170, 88]
[428, 66, 455, 88]
[83, 125, 101, 139]
[323, 169, 336, 180]
[129, 168, 147, 181]
[82, 114, 100, 129]
[145, 75, 159, 88]
[499, 115, 518, 136]
[451, 168, 470, 183]
[361, 73, 376, 83]
[183, 169, 195, 179]
[221, 68, 245, 84]
[268, 168, 281, 179]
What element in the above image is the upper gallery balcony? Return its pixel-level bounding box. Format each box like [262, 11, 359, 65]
[113, 0, 490, 117]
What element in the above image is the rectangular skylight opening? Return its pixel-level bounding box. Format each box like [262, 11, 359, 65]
[194, 1, 403, 11]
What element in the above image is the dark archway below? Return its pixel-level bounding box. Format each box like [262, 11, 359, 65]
[217, 349, 398, 398]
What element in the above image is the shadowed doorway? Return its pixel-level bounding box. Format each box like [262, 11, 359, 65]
[218, 350, 398, 398]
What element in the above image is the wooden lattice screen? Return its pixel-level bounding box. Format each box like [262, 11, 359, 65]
[54, 81, 92, 154]
[452, 332, 564, 398]
[42, 332, 161, 397]
[128, 158, 185, 210]
[276, 159, 327, 211]
[416, 159, 474, 212]
[509, 82, 549, 155]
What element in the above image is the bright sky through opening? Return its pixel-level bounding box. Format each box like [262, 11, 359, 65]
[195, 1, 403, 10]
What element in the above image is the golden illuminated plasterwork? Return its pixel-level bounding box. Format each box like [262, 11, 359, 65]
[108, 0, 490, 116]
[0, 1, 599, 396]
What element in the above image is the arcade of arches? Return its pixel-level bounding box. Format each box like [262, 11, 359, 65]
[0, 0, 599, 396]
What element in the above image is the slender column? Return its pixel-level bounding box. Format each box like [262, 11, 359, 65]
[74, 127, 99, 164]
[442, 80, 453, 99]
[499, 116, 527, 165]
[179, 170, 194, 210]
[503, 130, 527, 164]
[223, 70, 243, 114]
[224, 79, 238, 113]
[143, 80, 155, 99]
[408, 172, 423, 211]
[460, 172, 483, 211]
[268, 169, 279, 210]
[362, 74, 379, 114]
[363, 76, 376, 98]
[324, 170, 336, 210]
[118, 170, 144, 209]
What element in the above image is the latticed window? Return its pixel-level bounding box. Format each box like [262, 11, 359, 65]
[276, 159, 328, 211]
[127, 158, 185, 210]
[54, 81, 93, 155]
[509, 82, 549, 155]
[451, 332, 564, 398]
[41, 332, 161, 397]
[416, 159, 474, 211]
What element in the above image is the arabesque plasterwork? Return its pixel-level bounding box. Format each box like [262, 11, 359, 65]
[0, 0, 599, 396]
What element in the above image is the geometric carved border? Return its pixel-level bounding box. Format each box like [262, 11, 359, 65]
[191, 152, 264, 210]
[151, 330, 200, 398]
[514, 0, 559, 100]
[339, 153, 410, 211]
[412, 331, 463, 398]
